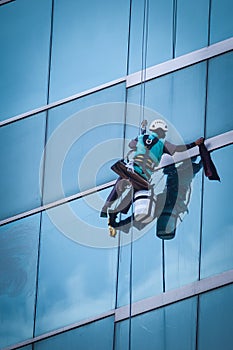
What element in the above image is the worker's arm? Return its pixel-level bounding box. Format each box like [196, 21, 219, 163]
[164, 137, 204, 155]
[128, 137, 138, 150]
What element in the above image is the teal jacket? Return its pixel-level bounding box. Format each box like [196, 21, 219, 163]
[133, 132, 164, 179]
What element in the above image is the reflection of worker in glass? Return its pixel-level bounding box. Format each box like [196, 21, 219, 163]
[100, 119, 204, 236]
[156, 157, 202, 240]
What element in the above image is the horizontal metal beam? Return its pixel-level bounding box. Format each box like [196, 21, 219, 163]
[0, 38, 232, 128]
[3, 269, 233, 350]
[0, 77, 126, 128]
[127, 37, 233, 88]
[115, 269, 233, 322]
[0, 0, 15, 6]
[2, 310, 115, 350]
[0, 180, 116, 227]
[159, 129, 233, 169]
[0, 130, 232, 227]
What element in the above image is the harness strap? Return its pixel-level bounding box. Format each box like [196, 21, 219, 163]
[133, 135, 159, 178]
[143, 134, 159, 150]
[134, 155, 156, 172]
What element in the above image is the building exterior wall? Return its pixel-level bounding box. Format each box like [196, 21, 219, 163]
[0, 0, 233, 349]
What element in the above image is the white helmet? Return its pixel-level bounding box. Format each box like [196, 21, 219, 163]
[149, 119, 168, 132]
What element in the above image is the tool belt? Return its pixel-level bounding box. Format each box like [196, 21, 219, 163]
[111, 160, 149, 191]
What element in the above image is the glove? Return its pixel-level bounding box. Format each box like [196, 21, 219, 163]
[195, 137, 204, 146]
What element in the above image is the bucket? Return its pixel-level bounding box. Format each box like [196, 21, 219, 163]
[134, 189, 156, 224]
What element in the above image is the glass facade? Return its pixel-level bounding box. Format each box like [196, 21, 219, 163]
[35, 316, 115, 350]
[175, 0, 209, 57]
[0, 113, 46, 220]
[201, 145, 233, 279]
[115, 297, 197, 350]
[206, 51, 233, 138]
[43, 84, 125, 204]
[198, 284, 233, 350]
[35, 205, 118, 335]
[0, 0, 52, 120]
[0, 0, 232, 349]
[48, 0, 130, 102]
[0, 215, 40, 348]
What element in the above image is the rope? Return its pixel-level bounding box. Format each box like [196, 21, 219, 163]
[139, 0, 150, 133]
[128, 2, 150, 349]
[128, 186, 134, 350]
[172, 0, 177, 58]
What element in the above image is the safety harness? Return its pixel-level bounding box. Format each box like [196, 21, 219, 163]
[133, 134, 160, 180]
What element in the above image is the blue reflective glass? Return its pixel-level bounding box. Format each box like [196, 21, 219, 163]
[147, 0, 173, 68]
[49, 0, 129, 102]
[175, 0, 209, 57]
[115, 297, 197, 350]
[0, 0, 51, 120]
[128, 62, 206, 143]
[127, 0, 144, 74]
[35, 192, 118, 335]
[164, 166, 202, 290]
[117, 227, 163, 307]
[201, 145, 233, 279]
[43, 84, 125, 205]
[0, 114, 46, 220]
[198, 284, 233, 350]
[35, 316, 114, 350]
[114, 319, 129, 350]
[206, 52, 233, 138]
[132, 227, 163, 302]
[129, 0, 173, 73]
[0, 214, 40, 349]
[163, 63, 206, 142]
[210, 0, 233, 44]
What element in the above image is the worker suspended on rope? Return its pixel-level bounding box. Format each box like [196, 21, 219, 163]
[108, 156, 203, 238]
[100, 119, 204, 237]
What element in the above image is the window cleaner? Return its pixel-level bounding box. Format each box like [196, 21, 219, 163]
[100, 119, 205, 237]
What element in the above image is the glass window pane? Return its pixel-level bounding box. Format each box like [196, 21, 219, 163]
[147, 0, 173, 68]
[0, 215, 40, 349]
[175, 0, 209, 57]
[128, 62, 206, 144]
[132, 227, 163, 302]
[164, 63, 206, 142]
[0, 113, 46, 220]
[43, 84, 125, 205]
[206, 52, 233, 138]
[198, 284, 233, 350]
[114, 319, 130, 350]
[49, 0, 129, 102]
[0, 0, 51, 120]
[201, 145, 233, 279]
[115, 297, 197, 350]
[117, 227, 163, 307]
[35, 190, 118, 335]
[210, 0, 233, 44]
[129, 0, 173, 74]
[164, 164, 202, 290]
[35, 316, 114, 350]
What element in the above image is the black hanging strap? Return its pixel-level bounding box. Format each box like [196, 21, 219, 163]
[198, 143, 220, 181]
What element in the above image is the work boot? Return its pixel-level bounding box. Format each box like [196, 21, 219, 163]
[108, 211, 118, 238]
[108, 225, 117, 238]
[100, 202, 111, 218]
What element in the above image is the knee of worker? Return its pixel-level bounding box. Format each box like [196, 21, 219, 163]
[116, 178, 132, 194]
